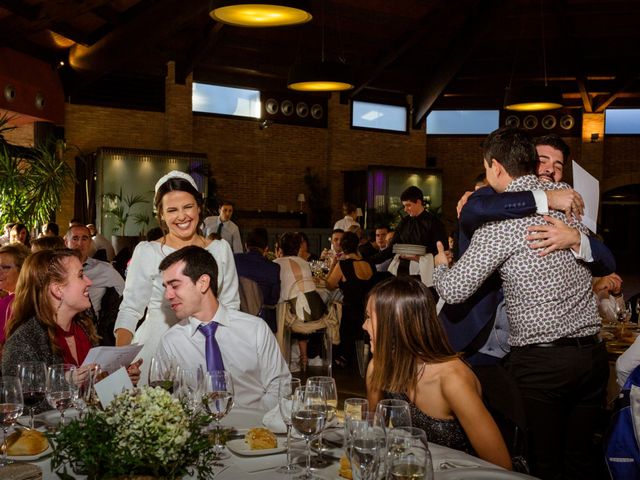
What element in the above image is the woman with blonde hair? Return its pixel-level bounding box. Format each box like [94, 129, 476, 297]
[364, 276, 511, 470]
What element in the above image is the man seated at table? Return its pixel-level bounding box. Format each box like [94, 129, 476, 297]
[156, 245, 290, 411]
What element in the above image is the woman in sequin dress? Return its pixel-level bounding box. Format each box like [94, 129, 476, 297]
[364, 276, 511, 470]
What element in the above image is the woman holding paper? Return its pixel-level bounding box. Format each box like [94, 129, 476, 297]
[1, 249, 141, 397]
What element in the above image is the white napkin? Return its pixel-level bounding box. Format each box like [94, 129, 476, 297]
[262, 404, 287, 434]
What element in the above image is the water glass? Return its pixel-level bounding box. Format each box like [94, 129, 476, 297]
[276, 377, 302, 474]
[72, 365, 100, 416]
[375, 399, 412, 430]
[0, 377, 23, 466]
[175, 366, 204, 412]
[387, 427, 433, 480]
[348, 414, 386, 480]
[202, 370, 234, 459]
[16, 361, 46, 428]
[344, 398, 369, 448]
[306, 376, 337, 467]
[46, 364, 77, 426]
[291, 385, 326, 480]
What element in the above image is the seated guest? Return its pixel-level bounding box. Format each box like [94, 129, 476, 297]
[320, 229, 344, 267]
[364, 277, 511, 470]
[87, 223, 116, 262]
[31, 236, 66, 252]
[0, 223, 15, 246]
[357, 228, 378, 261]
[234, 228, 281, 332]
[10, 223, 30, 248]
[41, 222, 60, 238]
[2, 249, 141, 408]
[275, 232, 326, 369]
[0, 244, 30, 351]
[326, 231, 374, 368]
[157, 246, 290, 411]
[297, 231, 319, 262]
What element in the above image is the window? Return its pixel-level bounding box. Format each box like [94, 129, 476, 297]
[426, 110, 499, 134]
[605, 109, 640, 134]
[192, 83, 260, 118]
[352, 101, 407, 133]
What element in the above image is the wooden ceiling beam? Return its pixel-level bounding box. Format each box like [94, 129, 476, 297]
[176, 22, 225, 84]
[412, 0, 506, 127]
[576, 77, 593, 113]
[593, 74, 640, 112]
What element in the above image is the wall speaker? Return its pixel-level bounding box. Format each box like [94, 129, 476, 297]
[500, 109, 581, 136]
[261, 92, 327, 128]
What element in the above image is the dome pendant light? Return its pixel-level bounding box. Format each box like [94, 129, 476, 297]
[209, 1, 312, 28]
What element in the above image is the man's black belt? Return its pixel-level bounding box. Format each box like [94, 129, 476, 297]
[517, 334, 602, 349]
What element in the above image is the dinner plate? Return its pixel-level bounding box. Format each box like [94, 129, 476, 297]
[392, 244, 426, 256]
[226, 437, 286, 456]
[6, 442, 52, 462]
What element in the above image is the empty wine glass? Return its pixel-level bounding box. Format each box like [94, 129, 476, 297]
[202, 370, 234, 460]
[343, 398, 369, 448]
[291, 385, 326, 480]
[276, 377, 302, 474]
[148, 357, 177, 393]
[387, 427, 434, 480]
[16, 361, 46, 429]
[72, 365, 99, 417]
[46, 364, 77, 426]
[306, 376, 337, 467]
[175, 366, 204, 412]
[348, 413, 386, 480]
[375, 398, 412, 430]
[0, 377, 23, 466]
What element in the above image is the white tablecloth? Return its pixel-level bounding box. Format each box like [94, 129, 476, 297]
[21, 407, 538, 480]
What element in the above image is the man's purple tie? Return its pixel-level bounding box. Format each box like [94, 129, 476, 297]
[199, 322, 225, 372]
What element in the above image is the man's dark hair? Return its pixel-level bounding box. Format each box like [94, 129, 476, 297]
[246, 227, 269, 250]
[279, 232, 302, 256]
[44, 222, 59, 236]
[375, 225, 389, 232]
[534, 134, 570, 161]
[400, 186, 424, 203]
[483, 127, 537, 177]
[218, 200, 234, 208]
[158, 246, 218, 297]
[331, 229, 344, 236]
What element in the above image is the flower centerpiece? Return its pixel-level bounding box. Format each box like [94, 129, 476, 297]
[50, 386, 220, 479]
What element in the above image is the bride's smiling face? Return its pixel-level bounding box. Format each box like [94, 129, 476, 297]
[160, 191, 201, 240]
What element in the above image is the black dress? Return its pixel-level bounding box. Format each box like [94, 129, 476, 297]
[337, 259, 373, 364]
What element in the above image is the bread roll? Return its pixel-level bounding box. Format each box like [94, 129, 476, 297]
[244, 427, 277, 450]
[6, 429, 49, 456]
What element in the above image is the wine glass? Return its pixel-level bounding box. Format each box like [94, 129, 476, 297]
[343, 398, 369, 448]
[291, 385, 326, 480]
[374, 398, 412, 430]
[16, 361, 46, 429]
[202, 370, 234, 459]
[71, 365, 99, 417]
[348, 413, 386, 480]
[276, 377, 302, 474]
[306, 376, 337, 467]
[387, 427, 434, 480]
[175, 366, 204, 413]
[148, 357, 177, 393]
[46, 364, 77, 426]
[0, 377, 23, 466]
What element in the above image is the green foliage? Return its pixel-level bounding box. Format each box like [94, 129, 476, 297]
[0, 115, 74, 229]
[103, 188, 150, 236]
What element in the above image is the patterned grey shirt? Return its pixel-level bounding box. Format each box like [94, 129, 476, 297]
[434, 175, 600, 347]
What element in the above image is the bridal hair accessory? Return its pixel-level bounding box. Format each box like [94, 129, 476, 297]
[154, 171, 198, 194]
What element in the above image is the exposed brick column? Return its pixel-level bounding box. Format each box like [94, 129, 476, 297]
[581, 113, 605, 179]
[165, 61, 193, 151]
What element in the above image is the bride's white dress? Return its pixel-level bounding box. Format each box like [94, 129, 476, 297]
[114, 240, 240, 384]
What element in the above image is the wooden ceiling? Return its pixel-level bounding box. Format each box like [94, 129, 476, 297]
[3, 0, 640, 125]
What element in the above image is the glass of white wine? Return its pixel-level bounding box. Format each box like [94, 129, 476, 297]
[306, 376, 337, 468]
[387, 427, 433, 480]
[291, 385, 326, 480]
[0, 377, 23, 466]
[202, 370, 234, 459]
[46, 364, 77, 426]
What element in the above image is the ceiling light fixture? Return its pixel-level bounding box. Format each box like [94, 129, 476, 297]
[209, 1, 312, 27]
[504, 0, 562, 111]
[287, 0, 353, 92]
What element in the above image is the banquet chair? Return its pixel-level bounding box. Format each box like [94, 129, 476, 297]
[238, 276, 263, 316]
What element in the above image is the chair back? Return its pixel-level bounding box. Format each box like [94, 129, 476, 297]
[238, 276, 263, 316]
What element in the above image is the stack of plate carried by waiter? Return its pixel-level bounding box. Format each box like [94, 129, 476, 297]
[392, 244, 427, 256]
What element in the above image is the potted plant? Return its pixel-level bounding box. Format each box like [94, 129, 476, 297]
[103, 188, 149, 254]
[0, 115, 75, 230]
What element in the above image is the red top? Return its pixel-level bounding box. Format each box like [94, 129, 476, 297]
[55, 321, 91, 366]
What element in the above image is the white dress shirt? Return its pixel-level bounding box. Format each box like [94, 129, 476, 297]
[203, 216, 243, 253]
[156, 305, 290, 411]
[333, 216, 359, 232]
[83, 257, 124, 316]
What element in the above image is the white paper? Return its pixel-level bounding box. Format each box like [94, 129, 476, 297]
[572, 160, 599, 233]
[93, 366, 133, 408]
[81, 344, 143, 374]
